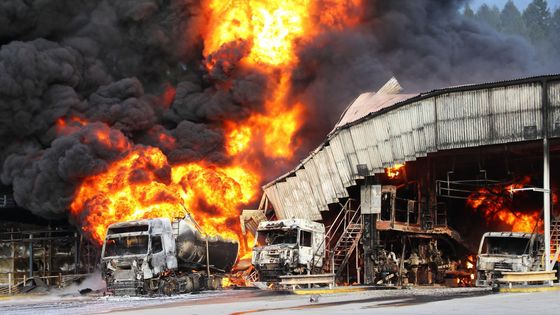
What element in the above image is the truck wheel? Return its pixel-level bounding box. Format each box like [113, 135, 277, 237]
[183, 276, 194, 293]
[159, 278, 179, 296]
[207, 275, 222, 290]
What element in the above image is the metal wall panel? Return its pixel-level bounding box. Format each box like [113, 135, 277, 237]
[436, 90, 490, 150]
[273, 182, 289, 219]
[489, 84, 542, 144]
[286, 177, 302, 219]
[339, 129, 360, 184]
[364, 119, 384, 173]
[325, 146, 349, 199]
[549, 80, 560, 138]
[295, 169, 320, 214]
[388, 110, 404, 163]
[372, 117, 394, 167]
[263, 185, 280, 216]
[422, 98, 437, 153]
[329, 132, 354, 187]
[410, 101, 427, 157]
[312, 150, 338, 204]
[349, 122, 374, 175]
[303, 159, 328, 211]
[400, 106, 417, 160]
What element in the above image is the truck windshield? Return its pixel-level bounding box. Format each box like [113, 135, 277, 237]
[103, 235, 149, 257]
[481, 237, 530, 256]
[256, 229, 297, 245]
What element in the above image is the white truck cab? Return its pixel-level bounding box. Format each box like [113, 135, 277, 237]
[475, 231, 542, 287]
[252, 219, 325, 282]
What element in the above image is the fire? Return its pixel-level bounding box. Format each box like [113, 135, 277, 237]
[55, 116, 88, 135]
[70, 144, 259, 255]
[205, 0, 362, 159]
[386, 163, 404, 179]
[203, 0, 309, 67]
[161, 84, 176, 109]
[467, 177, 542, 233]
[466, 255, 475, 269]
[68, 1, 363, 265]
[225, 122, 252, 156]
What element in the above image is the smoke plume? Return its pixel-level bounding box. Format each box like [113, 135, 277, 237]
[0, 0, 556, 226]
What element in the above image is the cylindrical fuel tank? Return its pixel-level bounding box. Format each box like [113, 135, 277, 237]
[175, 218, 238, 272]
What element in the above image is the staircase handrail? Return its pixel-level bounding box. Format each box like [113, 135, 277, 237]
[335, 214, 363, 277]
[309, 199, 355, 273]
[331, 205, 362, 252]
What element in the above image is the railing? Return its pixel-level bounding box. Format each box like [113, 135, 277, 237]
[330, 207, 362, 256]
[309, 199, 356, 273]
[333, 211, 363, 278]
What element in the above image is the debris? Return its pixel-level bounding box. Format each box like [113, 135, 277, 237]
[309, 294, 320, 303]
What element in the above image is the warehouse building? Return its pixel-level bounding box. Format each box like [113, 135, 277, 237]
[258, 74, 560, 285]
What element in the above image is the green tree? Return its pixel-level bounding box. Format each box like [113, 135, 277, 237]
[476, 4, 502, 30]
[500, 0, 527, 35]
[551, 9, 560, 51]
[523, 0, 551, 44]
[464, 3, 475, 18]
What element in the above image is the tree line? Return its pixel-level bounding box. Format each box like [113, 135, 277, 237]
[465, 0, 560, 61]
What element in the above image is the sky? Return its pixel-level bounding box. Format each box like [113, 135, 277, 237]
[469, 0, 560, 10]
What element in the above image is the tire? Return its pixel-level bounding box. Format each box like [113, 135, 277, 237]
[159, 278, 179, 296]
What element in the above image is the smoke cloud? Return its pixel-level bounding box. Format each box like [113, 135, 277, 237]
[0, 0, 556, 225]
[294, 0, 553, 140]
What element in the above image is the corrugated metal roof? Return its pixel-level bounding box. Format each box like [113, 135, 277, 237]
[334, 92, 418, 129]
[264, 74, 560, 221]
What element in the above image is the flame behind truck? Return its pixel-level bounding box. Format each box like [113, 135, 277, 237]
[101, 217, 238, 296]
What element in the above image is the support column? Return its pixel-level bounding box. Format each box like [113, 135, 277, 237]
[542, 80, 551, 272]
[362, 212, 377, 285]
[361, 177, 380, 285]
[28, 234, 33, 279]
[544, 136, 551, 271]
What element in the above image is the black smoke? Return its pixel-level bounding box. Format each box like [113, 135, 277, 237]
[294, 0, 555, 141]
[0, 0, 556, 224]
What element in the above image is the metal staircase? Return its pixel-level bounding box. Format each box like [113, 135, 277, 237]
[551, 216, 560, 264]
[312, 199, 363, 279]
[528, 216, 560, 271]
[331, 213, 362, 278]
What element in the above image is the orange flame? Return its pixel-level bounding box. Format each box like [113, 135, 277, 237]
[161, 84, 176, 109]
[204, 0, 362, 159]
[69, 1, 363, 264]
[56, 116, 88, 135]
[467, 177, 542, 233]
[69, 144, 259, 256]
[386, 163, 404, 179]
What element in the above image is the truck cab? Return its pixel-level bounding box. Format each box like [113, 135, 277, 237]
[475, 231, 542, 287]
[251, 219, 325, 282]
[101, 218, 178, 295]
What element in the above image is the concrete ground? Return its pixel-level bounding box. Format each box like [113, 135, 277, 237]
[1, 286, 559, 315]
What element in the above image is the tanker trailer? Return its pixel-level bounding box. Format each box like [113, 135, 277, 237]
[100, 216, 238, 296]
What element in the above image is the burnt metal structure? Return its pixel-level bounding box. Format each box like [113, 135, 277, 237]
[0, 186, 98, 294]
[261, 74, 560, 285]
[0, 223, 98, 294]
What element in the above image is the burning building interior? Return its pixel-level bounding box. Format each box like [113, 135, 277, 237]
[1, 0, 560, 295]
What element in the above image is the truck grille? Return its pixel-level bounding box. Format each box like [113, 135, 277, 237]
[108, 279, 143, 296]
[494, 262, 513, 270]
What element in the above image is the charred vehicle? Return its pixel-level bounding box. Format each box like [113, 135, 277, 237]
[101, 216, 238, 296]
[475, 232, 543, 286]
[252, 219, 325, 282]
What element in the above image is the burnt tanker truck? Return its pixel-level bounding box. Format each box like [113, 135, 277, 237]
[100, 216, 238, 296]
